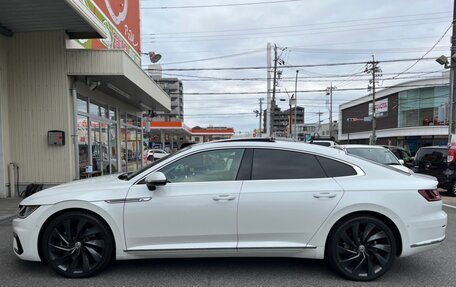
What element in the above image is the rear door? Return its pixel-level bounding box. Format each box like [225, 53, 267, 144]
[237, 149, 349, 249]
[415, 148, 447, 184]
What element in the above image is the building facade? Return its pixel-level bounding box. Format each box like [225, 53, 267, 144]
[0, 1, 170, 197]
[264, 102, 305, 137]
[338, 75, 449, 154]
[150, 77, 184, 121]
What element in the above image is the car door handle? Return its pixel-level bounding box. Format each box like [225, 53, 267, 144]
[213, 195, 236, 201]
[313, 192, 337, 199]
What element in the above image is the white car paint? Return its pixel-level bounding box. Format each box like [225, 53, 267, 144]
[13, 140, 447, 275]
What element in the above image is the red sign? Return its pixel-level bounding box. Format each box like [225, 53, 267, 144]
[92, 0, 141, 54]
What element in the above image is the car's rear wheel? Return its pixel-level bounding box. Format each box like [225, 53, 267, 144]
[449, 182, 456, 197]
[41, 211, 113, 278]
[326, 216, 396, 281]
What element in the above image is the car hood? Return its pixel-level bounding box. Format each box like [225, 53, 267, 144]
[21, 175, 131, 206]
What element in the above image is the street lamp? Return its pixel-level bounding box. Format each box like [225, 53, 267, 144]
[436, 54, 455, 145]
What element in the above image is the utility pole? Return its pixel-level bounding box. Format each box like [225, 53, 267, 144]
[294, 70, 299, 140]
[270, 44, 278, 137]
[266, 43, 272, 137]
[316, 111, 324, 135]
[365, 55, 382, 145]
[449, 0, 456, 144]
[259, 98, 264, 137]
[326, 83, 336, 139]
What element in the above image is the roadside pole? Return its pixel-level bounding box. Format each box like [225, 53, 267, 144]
[266, 43, 272, 137]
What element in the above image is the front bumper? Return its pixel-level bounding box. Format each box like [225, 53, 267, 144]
[12, 205, 51, 261]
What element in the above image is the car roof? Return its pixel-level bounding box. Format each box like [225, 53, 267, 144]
[419, 146, 447, 149]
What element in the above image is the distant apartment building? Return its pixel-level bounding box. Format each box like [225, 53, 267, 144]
[264, 102, 305, 137]
[147, 73, 184, 121]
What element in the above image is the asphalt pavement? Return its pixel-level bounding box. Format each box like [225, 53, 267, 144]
[0, 203, 454, 287]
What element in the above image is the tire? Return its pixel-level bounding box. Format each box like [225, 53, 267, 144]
[326, 216, 397, 281]
[41, 211, 114, 278]
[448, 182, 456, 197]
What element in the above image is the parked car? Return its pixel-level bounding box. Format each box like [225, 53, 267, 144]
[13, 138, 446, 281]
[336, 144, 412, 173]
[413, 146, 456, 196]
[143, 148, 169, 162]
[382, 145, 414, 168]
[309, 140, 338, 147]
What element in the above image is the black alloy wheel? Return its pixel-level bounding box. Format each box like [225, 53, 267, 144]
[41, 211, 113, 278]
[327, 216, 396, 281]
[449, 182, 456, 197]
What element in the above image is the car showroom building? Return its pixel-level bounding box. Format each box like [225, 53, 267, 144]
[338, 73, 449, 155]
[0, 0, 170, 198]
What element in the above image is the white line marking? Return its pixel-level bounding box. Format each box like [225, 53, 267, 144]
[443, 204, 456, 209]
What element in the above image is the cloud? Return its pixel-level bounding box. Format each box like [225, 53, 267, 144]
[141, 0, 453, 132]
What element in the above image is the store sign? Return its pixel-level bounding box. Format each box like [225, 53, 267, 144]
[76, 0, 141, 64]
[368, 98, 388, 118]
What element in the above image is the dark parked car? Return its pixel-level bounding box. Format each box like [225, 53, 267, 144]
[413, 146, 456, 196]
[382, 145, 414, 168]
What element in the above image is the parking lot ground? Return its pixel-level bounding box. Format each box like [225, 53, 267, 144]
[0, 205, 454, 287]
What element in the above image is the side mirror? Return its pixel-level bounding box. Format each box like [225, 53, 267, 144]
[145, 172, 167, 191]
[398, 159, 405, 165]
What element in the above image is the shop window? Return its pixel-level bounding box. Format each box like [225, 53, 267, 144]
[398, 87, 449, 128]
[109, 107, 117, 121]
[77, 96, 88, 113]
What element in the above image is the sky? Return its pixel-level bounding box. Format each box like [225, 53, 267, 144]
[139, 0, 453, 134]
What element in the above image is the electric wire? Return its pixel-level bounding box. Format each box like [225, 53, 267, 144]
[144, 57, 444, 71]
[391, 23, 453, 79]
[141, 0, 307, 10]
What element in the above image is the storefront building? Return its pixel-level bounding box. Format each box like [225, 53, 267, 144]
[0, 1, 170, 197]
[338, 75, 449, 154]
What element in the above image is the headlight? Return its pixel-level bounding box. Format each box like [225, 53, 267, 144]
[16, 205, 40, 219]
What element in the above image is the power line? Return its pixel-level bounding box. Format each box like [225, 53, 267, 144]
[142, 36, 452, 54]
[178, 83, 449, 95]
[143, 20, 450, 43]
[392, 23, 453, 79]
[156, 49, 263, 65]
[144, 57, 443, 71]
[141, 0, 306, 10]
[144, 17, 449, 40]
[143, 11, 450, 35]
[161, 70, 444, 80]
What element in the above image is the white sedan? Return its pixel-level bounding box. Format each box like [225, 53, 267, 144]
[13, 138, 446, 281]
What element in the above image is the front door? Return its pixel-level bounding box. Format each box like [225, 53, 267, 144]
[124, 148, 245, 251]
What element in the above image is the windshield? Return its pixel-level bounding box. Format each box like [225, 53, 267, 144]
[119, 146, 191, 181]
[346, 148, 400, 165]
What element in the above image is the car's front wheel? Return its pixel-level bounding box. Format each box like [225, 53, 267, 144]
[41, 211, 113, 278]
[326, 216, 397, 281]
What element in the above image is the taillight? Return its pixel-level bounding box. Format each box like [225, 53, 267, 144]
[448, 148, 456, 163]
[418, 189, 441, 201]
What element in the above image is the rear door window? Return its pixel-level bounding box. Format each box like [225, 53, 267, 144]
[416, 149, 447, 165]
[316, 156, 357, 177]
[252, 149, 326, 180]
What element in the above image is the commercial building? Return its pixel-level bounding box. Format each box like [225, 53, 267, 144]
[0, 0, 170, 197]
[264, 102, 305, 137]
[144, 122, 234, 151]
[338, 74, 449, 154]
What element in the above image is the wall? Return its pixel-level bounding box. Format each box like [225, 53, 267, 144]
[341, 94, 398, 134]
[7, 31, 73, 187]
[0, 35, 10, 197]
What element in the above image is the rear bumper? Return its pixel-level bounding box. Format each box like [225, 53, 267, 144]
[400, 210, 447, 257]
